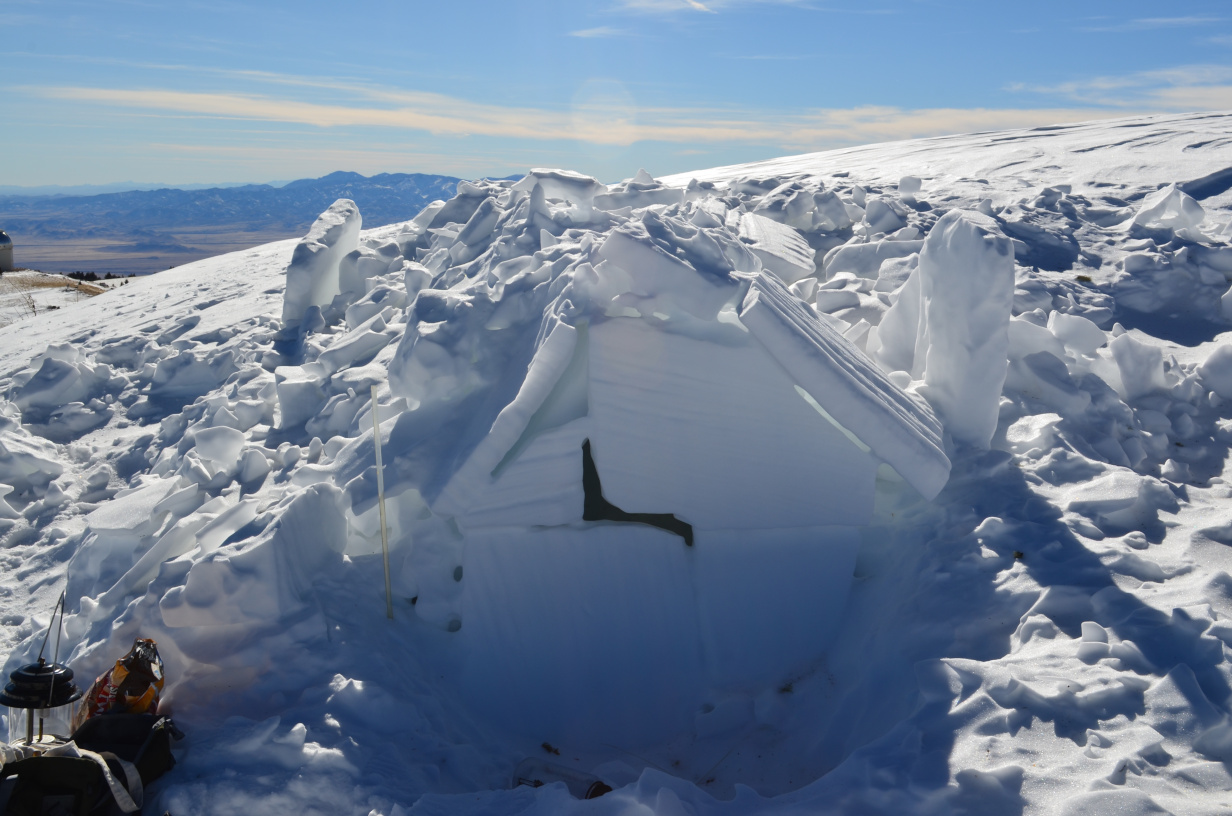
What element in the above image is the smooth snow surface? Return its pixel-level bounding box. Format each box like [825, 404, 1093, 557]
[4, 110, 1232, 815]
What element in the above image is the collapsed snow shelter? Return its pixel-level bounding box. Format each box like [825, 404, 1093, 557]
[282, 179, 951, 745]
[433, 272, 950, 533]
[421, 238, 951, 746]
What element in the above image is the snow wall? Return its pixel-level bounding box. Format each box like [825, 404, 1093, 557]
[0, 168, 968, 752]
[269, 171, 953, 745]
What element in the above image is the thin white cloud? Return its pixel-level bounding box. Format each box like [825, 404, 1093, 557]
[1209, 34, 1232, 45]
[1085, 16, 1223, 32]
[1010, 64, 1232, 109]
[569, 26, 627, 38]
[26, 83, 1136, 151]
[615, 0, 816, 12]
[727, 54, 810, 60]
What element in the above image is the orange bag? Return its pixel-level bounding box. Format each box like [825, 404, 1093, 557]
[72, 638, 164, 731]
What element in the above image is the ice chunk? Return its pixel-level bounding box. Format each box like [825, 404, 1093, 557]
[315, 318, 392, 375]
[871, 210, 1014, 449]
[1133, 183, 1205, 235]
[336, 246, 395, 309]
[159, 484, 346, 627]
[191, 426, 246, 472]
[282, 199, 362, 328]
[1066, 470, 1177, 532]
[593, 229, 740, 321]
[1110, 333, 1167, 400]
[863, 197, 907, 234]
[84, 478, 180, 538]
[0, 485, 18, 519]
[824, 238, 924, 279]
[150, 350, 235, 400]
[738, 212, 816, 283]
[274, 366, 327, 430]
[12, 357, 103, 412]
[739, 273, 950, 499]
[0, 427, 64, 493]
[594, 172, 684, 211]
[1198, 344, 1232, 400]
[512, 169, 606, 218]
[1005, 412, 1062, 455]
[1048, 311, 1106, 355]
[1008, 317, 1066, 361]
[1004, 352, 1091, 415]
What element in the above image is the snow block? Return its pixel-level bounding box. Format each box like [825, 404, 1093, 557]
[457, 524, 859, 748]
[872, 210, 1014, 449]
[738, 212, 816, 283]
[824, 238, 923, 279]
[739, 273, 950, 499]
[274, 366, 327, 430]
[159, 483, 346, 627]
[1198, 344, 1232, 400]
[1110, 333, 1167, 401]
[1065, 470, 1177, 533]
[282, 199, 362, 328]
[586, 316, 877, 528]
[1133, 183, 1205, 235]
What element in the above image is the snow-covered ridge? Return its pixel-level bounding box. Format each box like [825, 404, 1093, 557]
[3, 111, 1232, 814]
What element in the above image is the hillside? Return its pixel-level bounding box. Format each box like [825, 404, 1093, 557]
[2, 110, 1232, 815]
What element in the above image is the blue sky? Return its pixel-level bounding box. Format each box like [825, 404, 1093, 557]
[4, 0, 1232, 187]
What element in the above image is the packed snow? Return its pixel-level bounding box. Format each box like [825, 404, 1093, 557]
[3, 110, 1232, 814]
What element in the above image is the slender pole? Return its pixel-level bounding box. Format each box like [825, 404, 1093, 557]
[371, 386, 394, 620]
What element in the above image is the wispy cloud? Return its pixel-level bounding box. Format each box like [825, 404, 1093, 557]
[25, 82, 1136, 151]
[1084, 16, 1223, 32]
[727, 54, 810, 61]
[614, 0, 816, 13]
[1209, 34, 1232, 45]
[569, 26, 628, 38]
[1009, 64, 1232, 110]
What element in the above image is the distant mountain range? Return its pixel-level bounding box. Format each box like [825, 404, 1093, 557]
[0, 181, 287, 197]
[0, 171, 464, 238]
[0, 171, 468, 276]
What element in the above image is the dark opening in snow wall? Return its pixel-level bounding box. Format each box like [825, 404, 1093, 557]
[265, 168, 952, 748]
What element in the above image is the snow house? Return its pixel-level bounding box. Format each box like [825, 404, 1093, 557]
[416, 252, 952, 748]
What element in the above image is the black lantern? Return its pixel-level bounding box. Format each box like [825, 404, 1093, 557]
[2, 593, 81, 749]
[1, 657, 82, 748]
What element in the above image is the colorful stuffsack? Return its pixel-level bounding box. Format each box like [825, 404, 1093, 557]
[72, 639, 164, 731]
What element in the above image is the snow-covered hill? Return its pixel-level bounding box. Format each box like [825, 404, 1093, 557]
[4, 110, 1232, 815]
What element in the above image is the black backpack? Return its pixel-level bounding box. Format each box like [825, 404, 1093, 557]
[0, 714, 182, 816]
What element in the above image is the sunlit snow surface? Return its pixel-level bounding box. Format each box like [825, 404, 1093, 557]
[4, 111, 1232, 814]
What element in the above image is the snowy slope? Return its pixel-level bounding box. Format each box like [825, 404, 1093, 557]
[3, 110, 1232, 815]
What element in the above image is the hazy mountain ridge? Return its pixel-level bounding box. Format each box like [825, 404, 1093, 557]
[0, 171, 463, 237]
[0, 170, 464, 275]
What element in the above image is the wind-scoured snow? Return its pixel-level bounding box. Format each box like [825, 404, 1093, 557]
[3, 110, 1232, 815]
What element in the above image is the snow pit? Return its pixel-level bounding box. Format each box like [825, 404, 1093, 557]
[4, 112, 1232, 814]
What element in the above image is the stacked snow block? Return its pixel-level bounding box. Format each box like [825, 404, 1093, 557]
[269, 168, 954, 745]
